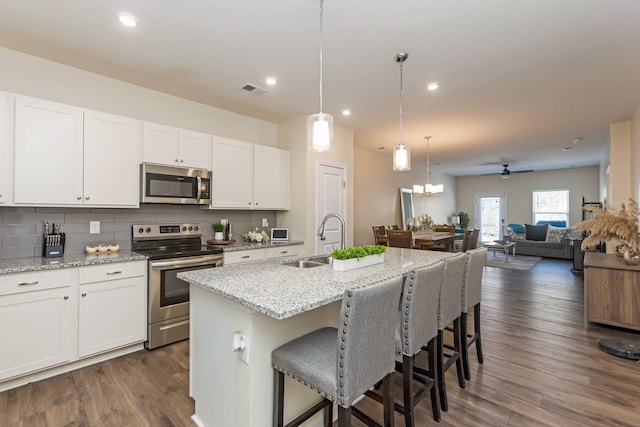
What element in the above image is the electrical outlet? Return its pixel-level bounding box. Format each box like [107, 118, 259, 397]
[262, 218, 268, 227]
[239, 335, 250, 364]
[89, 221, 100, 234]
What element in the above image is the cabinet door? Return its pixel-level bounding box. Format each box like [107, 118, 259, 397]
[0, 92, 12, 205]
[78, 276, 146, 358]
[14, 96, 83, 204]
[0, 288, 73, 381]
[142, 122, 179, 166]
[224, 249, 266, 265]
[211, 137, 254, 208]
[254, 146, 289, 209]
[84, 111, 140, 207]
[179, 130, 211, 169]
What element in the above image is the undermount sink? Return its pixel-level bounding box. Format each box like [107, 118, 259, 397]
[282, 256, 332, 268]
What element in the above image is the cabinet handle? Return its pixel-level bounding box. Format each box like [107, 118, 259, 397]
[85, 196, 90, 200]
[175, 159, 179, 162]
[281, 251, 288, 254]
[248, 202, 252, 205]
[241, 255, 250, 259]
[77, 196, 82, 200]
[255, 202, 258, 206]
[82, 293, 87, 297]
[64, 296, 69, 300]
[106, 271, 122, 275]
[180, 159, 184, 163]
[18, 281, 39, 286]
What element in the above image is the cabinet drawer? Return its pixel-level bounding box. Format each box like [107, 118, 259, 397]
[0, 269, 73, 296]
[79, 261, 146, 284]
[224, 249, 266, 265]
[266, 246, 301, 259]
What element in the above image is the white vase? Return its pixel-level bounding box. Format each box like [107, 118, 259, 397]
[332, 253, 385, 271]
[214, 232, 224, 241]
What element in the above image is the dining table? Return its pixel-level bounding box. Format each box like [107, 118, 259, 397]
[376, 230, 463, 251]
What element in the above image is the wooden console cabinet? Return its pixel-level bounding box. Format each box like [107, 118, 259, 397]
[584, 252, 640, 331]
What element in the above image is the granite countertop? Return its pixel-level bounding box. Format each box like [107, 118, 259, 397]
[179, 247, 457, 320]
[212, 240, 304, 252]
[0, 251, 148, 275]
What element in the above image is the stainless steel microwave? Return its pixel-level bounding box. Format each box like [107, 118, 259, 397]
[140, 163, 211, 205]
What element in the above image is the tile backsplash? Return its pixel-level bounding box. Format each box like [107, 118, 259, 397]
[0, 205, 277, 259]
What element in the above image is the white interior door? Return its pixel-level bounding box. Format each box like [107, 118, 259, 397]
[475, 193, 506, 243]
[316, 162, 346, 255]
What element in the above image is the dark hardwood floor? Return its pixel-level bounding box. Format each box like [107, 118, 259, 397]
[2, 259, 640, 426]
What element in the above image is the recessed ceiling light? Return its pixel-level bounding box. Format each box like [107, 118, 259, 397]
[562, 147, 573, 151]
[118, 12, 138, 27]
[342, 109, 351, 116]
[427, 82, 439, 91]
[265, 77, 277, 86]
[572, 137, 583, 144]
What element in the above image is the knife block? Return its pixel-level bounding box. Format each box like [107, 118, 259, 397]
[43, 233, 65, 258]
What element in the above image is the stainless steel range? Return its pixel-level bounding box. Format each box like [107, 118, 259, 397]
[132, 223, 223, 349]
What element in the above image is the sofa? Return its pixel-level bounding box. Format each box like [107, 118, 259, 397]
[504, 222, 572, 259]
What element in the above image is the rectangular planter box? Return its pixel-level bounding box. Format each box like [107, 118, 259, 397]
[332, 253, 385, 272]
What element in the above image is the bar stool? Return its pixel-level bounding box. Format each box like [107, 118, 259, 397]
[272, 277, 403, 427]
[460, 247, 487, 380]
[394, 262, 444, 425]
[433, 253, 467, 411]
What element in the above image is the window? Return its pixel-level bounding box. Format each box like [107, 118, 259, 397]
[533, 190, 569, 226]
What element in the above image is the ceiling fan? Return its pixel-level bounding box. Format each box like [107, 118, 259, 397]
[500, 163, 534, 178]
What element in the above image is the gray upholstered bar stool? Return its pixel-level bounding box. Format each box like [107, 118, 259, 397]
[394, 262, 445, 425]
[272, 276, 403, 427]
[460, 247, 488, 380]
[434, 252, 467, 412]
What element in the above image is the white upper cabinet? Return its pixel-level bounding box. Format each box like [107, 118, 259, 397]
[254, 145, 289, 209]
[13, 96, 140, 207]
[210, 136, 289, 210]
[211, 137, 254, 208]
[14, 96, 84, 205]
[84, 110, 140, 207]
[142, 122, 210, 170]
[0, 92, 13, 205]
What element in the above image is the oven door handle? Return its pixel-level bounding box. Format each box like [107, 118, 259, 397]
[150, 256, 223, 269]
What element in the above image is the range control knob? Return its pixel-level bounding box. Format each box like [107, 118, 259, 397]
[182, 226, 187, 231]
[138, 228, 144, 234]
[188, 226, 193, 231]
[194, 226, 199, 231]
[146, 227, 151, 233]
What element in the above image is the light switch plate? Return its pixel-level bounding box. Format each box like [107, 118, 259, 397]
[262, 218, 268, 227]
[89, 221, 100, 234]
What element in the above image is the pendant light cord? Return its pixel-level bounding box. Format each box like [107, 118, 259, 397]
[425, 136, 431, 184]
[319, 0, 324, 114]
[399, 59, 403, 145]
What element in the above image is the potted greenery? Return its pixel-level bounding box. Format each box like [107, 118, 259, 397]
[212, 223, 225, 241]
[330, 245, 387, 271]
[458, 211, 470, 230]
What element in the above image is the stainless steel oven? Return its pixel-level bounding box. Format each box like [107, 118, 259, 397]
[133, 223, 223, 349]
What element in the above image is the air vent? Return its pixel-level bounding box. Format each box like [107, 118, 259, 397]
[240, 83, 269, 95]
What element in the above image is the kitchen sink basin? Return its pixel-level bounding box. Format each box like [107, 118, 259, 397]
[282, 256, 332, 268]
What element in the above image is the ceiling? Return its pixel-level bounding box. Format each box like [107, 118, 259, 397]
[1, 0, 639, 176]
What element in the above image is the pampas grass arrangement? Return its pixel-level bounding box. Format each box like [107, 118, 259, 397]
[573, 198, 639, 252]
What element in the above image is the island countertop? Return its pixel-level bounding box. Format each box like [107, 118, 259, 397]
[178, 247, 456, 320]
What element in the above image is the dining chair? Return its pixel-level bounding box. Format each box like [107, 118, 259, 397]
[272, 277, 403, 427]
[387, 230, 413, 248]
[372, 225, 387, 246]
[454, 229, 474, 252]
[388, 225, 400, 231]
[434, 225, 455, 233]
[469, 228, 481, 249]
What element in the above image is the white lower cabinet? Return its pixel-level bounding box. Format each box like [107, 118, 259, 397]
[0, 269, 74, 381]
[78, 262, 146, 358]
[265, 245, 300, 259]
[224, 245, 301, 265]
[0, 261, 147, 385]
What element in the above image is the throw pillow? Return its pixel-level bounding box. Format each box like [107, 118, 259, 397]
[507, 227, 526, 241]
[525, 223, 548, 241]
[546, 226, 569, 243]
[507, 223, 526, 234]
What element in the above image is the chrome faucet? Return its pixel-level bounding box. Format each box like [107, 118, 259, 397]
[317, 213, 346, 250]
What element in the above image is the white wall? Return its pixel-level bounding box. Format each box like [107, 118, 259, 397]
[353, 146, 456, 246]
[609, 120, 633, 208]
[277, 117, 354, 255]
[456, 166, 599, 229]
[0, 47, 277, 145]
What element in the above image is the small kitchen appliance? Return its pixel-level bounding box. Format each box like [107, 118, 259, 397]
[140, 163, 212, 205]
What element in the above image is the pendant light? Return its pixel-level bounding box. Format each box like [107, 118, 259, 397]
[307, 0, 333, 152]
[414, 136, 444, 196]
[393, 53, 411, 171]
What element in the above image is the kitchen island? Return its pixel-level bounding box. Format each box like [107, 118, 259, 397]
[178, 247, 455, 427]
